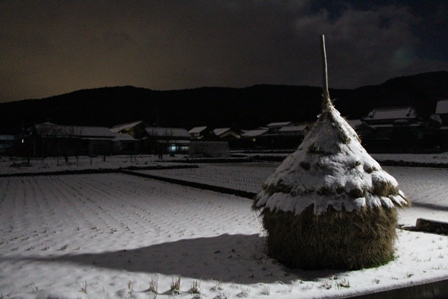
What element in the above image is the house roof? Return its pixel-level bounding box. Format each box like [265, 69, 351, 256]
[279, 125, 307, 133]
[364, 107, 417, 120]
[266, 121, 293, 128]
[213, 128, 231, 136]
[146, 127, 190, 138]
[347, 119, 362, 129]
[110, 120, 144, 133]
[436, 100, 448, 114]
[34, 123, 115, 138]
[189, 126, 207, 134]
[241, 128, 269, 137]
[0, 135, 15, 141]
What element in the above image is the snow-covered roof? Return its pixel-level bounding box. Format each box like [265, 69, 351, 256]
[347, 119, 362, 128]
[0, 135, 14, 141]
[436, 100, 448, 114]
[279, 125, 307, 133]
[213, 128, 231, 136]
[110, 120, 144, 133]
[34, 123, 115, 138]
[364, 107, 417, 120]
[430, 114, 443, 124]
[266, 121, 293, 128]
[241, 128, 269, 137]
[189, 126, 207, 134]
[146, 127, 190, 138]
[254, 102, 409, 216]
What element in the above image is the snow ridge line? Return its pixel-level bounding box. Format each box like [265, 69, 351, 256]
[375, 160, 448, 168]
[120, 169, 257, 199]
[252, 155, 448, 168]
[0, 164, 199, 178]
[0, 162, 258, 198]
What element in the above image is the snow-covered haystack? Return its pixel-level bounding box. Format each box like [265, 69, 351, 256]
[253, 36, 410, 270]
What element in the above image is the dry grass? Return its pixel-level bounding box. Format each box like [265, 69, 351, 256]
[260, 204, 398, 270]
[148, 274, 159, 294]
[188, 280, 201, 294]
[169, 276, 181, 294]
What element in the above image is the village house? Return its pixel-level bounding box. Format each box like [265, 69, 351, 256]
[189, 126, 213, 140]
[25, 122, 116, 157]
[212, 128, 240, 140]
[25, 121, 193, 157]
[240, 128, 269, 148]
[0, 135, 14, 155]
[145, 127, 190, 156]
[110, 120, 147, 154]
[8, 99, 448, 157]
[111, 121, 191, 155]
[112, 133, 140, 155]
[185, 127, 234, 157]
[266, 121, 294, 134]
[239, 122, 303, 149]
[278, 123, 310, 148]
[110, 120, 147, 139]
[359, 107, 424, 151]
[188, 141, 230, 158]
[212, 128, 241, 148]
[434, 99, 448, 149]
[347, 119, 362, 130]
[435, 99, 448, 125]
[362, 107, 420, 125]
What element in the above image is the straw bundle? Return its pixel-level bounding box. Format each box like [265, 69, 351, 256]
[261, 205, 398, 270]
[253, 35, 409, 270]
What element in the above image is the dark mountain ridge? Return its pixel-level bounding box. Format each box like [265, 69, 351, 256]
[1, 71, 447, 134]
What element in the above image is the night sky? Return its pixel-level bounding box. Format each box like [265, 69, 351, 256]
[1, 0, 447, 103]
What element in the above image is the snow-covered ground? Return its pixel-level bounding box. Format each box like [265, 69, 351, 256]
[0, 154, 447, 299]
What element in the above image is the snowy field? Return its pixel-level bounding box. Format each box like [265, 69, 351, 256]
[0, 154, 447, 299]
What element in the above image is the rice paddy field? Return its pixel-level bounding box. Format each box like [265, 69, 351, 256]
[0, 154, 447, 298]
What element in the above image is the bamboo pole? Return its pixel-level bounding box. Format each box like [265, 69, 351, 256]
[320, 35, 331, 108]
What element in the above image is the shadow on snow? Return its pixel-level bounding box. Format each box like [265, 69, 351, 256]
[2, 234, 340, 284]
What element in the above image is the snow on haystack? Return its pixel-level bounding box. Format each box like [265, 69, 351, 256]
[253, 98, 410, 270]
[253, 99, 409, 216]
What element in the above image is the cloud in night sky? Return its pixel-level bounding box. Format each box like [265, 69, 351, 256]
[1, 0, 447, 102]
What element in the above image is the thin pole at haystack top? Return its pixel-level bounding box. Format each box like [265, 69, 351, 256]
[253, 34, 410, 270]
[320, 34, 331, 107]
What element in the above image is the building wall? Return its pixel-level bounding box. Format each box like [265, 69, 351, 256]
[189, 141, 230, 158]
